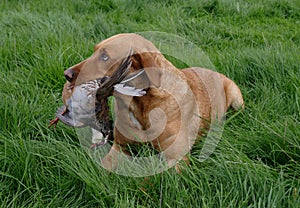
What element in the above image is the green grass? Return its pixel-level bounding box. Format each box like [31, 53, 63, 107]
[0, 0, 299, 207]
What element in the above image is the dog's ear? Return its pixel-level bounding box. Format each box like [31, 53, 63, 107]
[131, 52, 162, 87]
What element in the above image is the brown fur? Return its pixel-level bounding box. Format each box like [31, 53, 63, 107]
[62, 33, 244, 170]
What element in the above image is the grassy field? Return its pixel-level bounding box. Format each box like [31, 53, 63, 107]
[0, 0, 299, 207]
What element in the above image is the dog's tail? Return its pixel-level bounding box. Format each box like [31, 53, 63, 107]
[222, 76, 245, 111]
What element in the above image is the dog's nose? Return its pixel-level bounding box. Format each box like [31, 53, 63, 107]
[64, 68, 75, 82]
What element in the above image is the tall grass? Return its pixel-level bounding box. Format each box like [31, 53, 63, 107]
[0, 0, 299, 207]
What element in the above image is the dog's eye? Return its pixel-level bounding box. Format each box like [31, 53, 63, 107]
[100, 53, 109, 61]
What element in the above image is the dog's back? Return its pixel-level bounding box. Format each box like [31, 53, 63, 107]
[182, 67, 244, 124]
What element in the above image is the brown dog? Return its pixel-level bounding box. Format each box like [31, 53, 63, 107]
[58, 33, 244, 171]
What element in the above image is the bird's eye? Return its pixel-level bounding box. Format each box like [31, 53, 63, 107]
[100, 53, 109, 61]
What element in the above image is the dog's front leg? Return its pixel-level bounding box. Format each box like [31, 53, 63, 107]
[101, 143, 130, 171]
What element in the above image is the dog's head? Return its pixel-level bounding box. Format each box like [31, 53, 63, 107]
[62, 33, 170, 105]
[55, 33, 174, 132]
